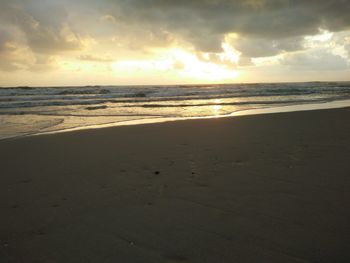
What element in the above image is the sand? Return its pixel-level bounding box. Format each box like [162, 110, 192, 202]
[0, 107, 350, 263]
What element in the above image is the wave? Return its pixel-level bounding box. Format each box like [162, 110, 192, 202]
[1, 89, 349, 109]
[124, 98, 331, 108]
[1, 82, 350, 140]
[1, 93, 348, 110]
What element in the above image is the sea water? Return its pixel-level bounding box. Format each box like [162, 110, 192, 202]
[1, 82, 350, 139]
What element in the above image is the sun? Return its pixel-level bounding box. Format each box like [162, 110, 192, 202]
[168, 48, 240, 82]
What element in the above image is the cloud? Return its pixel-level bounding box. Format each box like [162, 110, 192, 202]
[0, 42, 58, 72]
[0, 42, 34, 71]
[2, 1, 350, 54]
[0, 1, 83, 54]
[0, 27, 13, 52]
[281, 50, 349, 71]
[79, 54, 115, 62]
[332, 31, 350, 59]
[231, 36, 304, 58]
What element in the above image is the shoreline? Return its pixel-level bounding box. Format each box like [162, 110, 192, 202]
[3, 98, 350, 141]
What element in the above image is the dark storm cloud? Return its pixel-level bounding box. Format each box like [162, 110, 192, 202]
[106, 0, 350, 54]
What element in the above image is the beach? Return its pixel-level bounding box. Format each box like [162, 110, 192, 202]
[0, 107, 350, 262]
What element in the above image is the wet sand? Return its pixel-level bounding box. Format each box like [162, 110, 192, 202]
[0, 107, 350, 263]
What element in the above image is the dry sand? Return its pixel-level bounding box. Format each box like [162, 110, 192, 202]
[0, 107, 350, 263]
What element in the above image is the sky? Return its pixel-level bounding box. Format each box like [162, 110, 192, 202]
[0, 0, 350, 86]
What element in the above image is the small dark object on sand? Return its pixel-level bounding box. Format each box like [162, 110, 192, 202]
[154, 171, 160, 175]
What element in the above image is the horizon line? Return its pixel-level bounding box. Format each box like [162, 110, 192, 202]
[1, 79, 350, 89]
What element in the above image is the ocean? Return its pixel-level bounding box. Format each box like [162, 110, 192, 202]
[1, 81, 350, 139]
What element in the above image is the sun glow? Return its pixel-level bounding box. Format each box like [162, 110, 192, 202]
[110, 47, 240, 83]
[165, 48, 240, 81]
